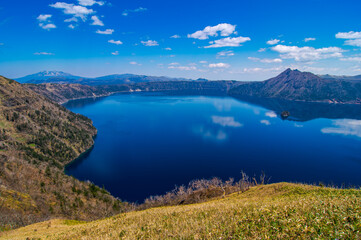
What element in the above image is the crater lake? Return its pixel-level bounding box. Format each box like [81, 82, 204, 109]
[65, 93, 361, 202]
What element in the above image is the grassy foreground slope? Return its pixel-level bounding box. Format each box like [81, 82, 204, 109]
[2, 183, 361, 239]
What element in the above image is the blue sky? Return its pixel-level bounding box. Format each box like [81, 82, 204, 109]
[1, 0, 361, 80]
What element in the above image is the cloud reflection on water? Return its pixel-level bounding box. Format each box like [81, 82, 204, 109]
[321, 119, 361, 138]
[211, 116, 243, 127]
[265, 111, 277, 118]
[193, 126, 228, 141]
[260, 119, 271, 125]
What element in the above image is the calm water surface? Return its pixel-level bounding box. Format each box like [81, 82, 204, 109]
[65, 93, 361, 202]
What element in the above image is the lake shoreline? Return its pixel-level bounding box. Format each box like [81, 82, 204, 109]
[55, 87, 361, 106]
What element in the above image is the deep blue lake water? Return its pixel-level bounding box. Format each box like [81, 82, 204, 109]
[65, 93, 361, 202]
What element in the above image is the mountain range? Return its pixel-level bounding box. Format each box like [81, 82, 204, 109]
[22, 69, 361, 105]
[15, 71, 193, 85]
[16, 70, 361, 86]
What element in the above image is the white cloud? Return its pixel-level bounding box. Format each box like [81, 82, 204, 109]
[258, 48, 267, 52]
[96, 29, 114, 34]
[266, 39, 280, 45]
[129, 61, 139, 65]
[34, 52, 55, 55]
[261, 58, 283, 63]
[91, 15, 104, 26]
[50, 2, 94, 21]
[336, 31, 361, 39]
[211, 116, 242, 127]
[78, 0, 104, 6]
[340, 57, 361, 62]
[199, 60, 208, 64]
[164, 47, 172, 51]
[37, 14, 56, 30]
[39, 23, 57, 30]
[217, 50, 234, 58]
[260, 120, 271, 125]
[37, 14, 52, 21]
[237, 67, 283, 74]
[168, 65, 197, 71]
[321, 119, 361, 138]
[344, 39, 361, 47]
[336, 31, 361, 47]
[108, 39, 123, 45]
[68, 24, 76, 29]
[188, 23, 236, 40]
[169, 62, 179, 66]
[304, 37, 316, 42]
[122, 7, 147, 16]
[170, 34, 181, 39]
[141, 40, 159, 46]
[271, 44, 344, 61]
[64, 17, 78, 22]
[111, 51, 119, 55]
[265, 111, 277, 118]
[204, 36, 251, 48]
[208, 63, 230, 68]
[248, 57, 283, 63]
[240, 68, 265, 73]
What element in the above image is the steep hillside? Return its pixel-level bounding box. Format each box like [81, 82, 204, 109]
[2, 183, 361, 239]
[28, 81, 241, 104]
[229, 69, 361, 104]
[26, 83, 130, 104]
[89, 74, 191, 85]
[0, 76, 125, 230]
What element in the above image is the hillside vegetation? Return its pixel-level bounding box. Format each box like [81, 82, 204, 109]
[2, 183, 361, 239]
[0, 76, 126, 230]
[26, 83, 130, 104]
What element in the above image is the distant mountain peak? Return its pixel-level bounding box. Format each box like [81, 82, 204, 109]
[35, 71, 74, 77]
[15, 71, 81, 83]
[269, 68, 320, 84]
[279, 68, 301, 75]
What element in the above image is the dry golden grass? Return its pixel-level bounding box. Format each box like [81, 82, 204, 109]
[2, 182, 361, 239]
